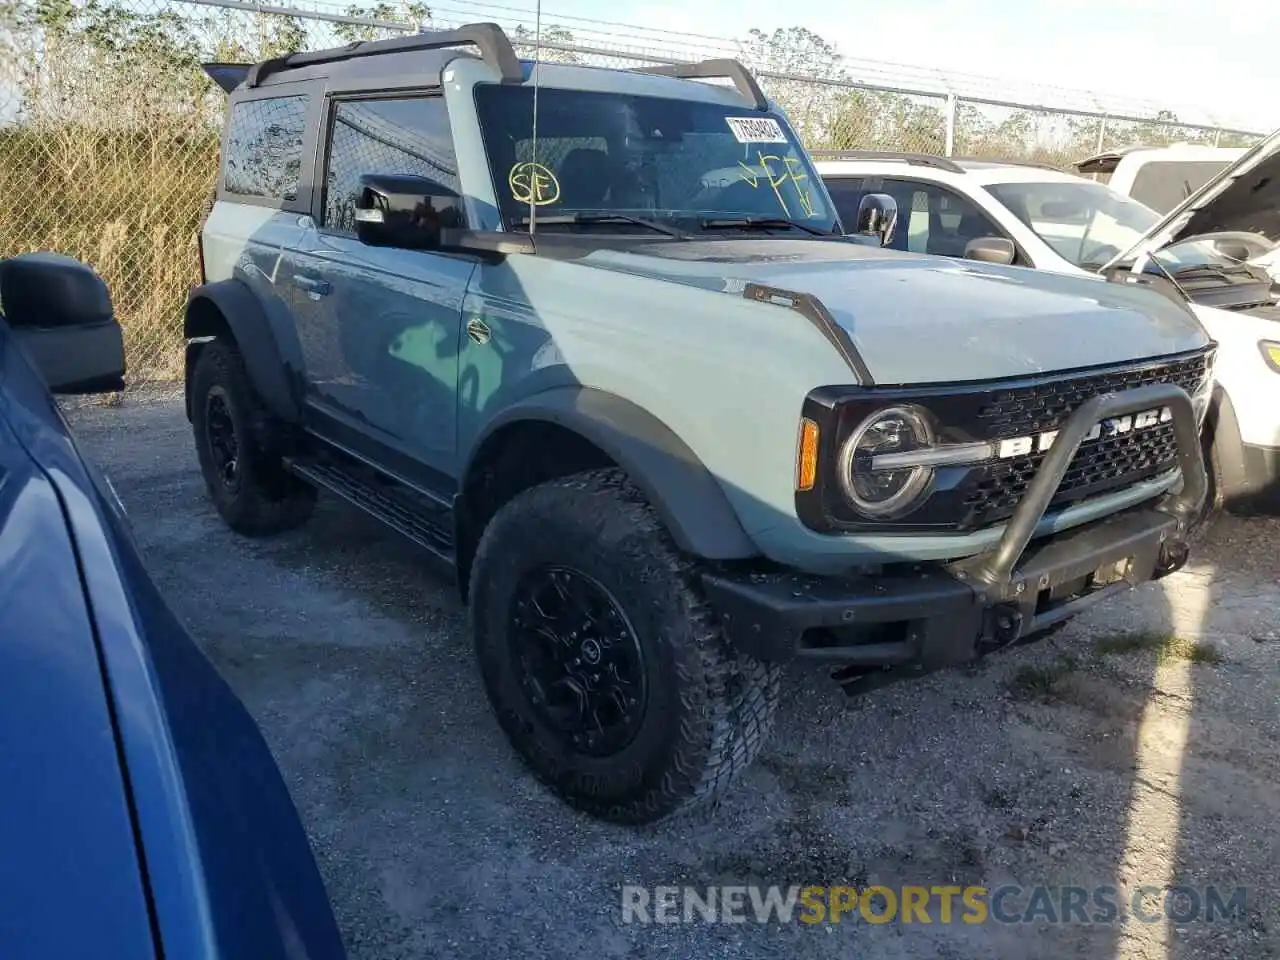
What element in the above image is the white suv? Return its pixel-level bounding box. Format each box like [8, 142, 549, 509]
[814, 147, 1280, 519]
[1073, 144, 1246, 214]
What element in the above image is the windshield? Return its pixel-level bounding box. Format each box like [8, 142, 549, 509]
[986, 179, 1163, 268]
[473, 84, 836, 234]
[985, 178, 1247, 272]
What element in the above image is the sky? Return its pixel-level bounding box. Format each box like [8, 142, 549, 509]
[426, 0, 1280, 133]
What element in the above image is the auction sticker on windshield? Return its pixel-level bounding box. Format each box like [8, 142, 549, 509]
[725, 117, 789, 144]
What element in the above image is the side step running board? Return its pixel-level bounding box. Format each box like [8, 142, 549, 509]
[285, 456, 455, 565]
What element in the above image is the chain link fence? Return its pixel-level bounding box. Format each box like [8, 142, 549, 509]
[0, 0, 1268, 390]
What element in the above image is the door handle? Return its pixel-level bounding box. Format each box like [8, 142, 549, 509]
[293, 275, 332, 298]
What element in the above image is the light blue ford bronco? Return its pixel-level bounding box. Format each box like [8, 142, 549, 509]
[189, 24, 1214, 824]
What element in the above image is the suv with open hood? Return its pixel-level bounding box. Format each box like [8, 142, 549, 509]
[187, 24, 1213, 824]
[1098, 130, 1280, 516]
[817, 145, 1280, 518]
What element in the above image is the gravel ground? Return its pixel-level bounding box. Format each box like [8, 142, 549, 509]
[67, 395, 1279, 960]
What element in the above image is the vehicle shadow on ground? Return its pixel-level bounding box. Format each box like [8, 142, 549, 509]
[207, 494, 1280, 959]
[70, 400, 1279, 960]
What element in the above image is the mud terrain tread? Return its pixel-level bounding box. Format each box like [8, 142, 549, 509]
[469, 467, 782, 824]
[191, 340, 315, 536]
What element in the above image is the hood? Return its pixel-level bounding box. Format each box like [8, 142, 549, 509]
[556, 237, 1208, 384]
[1101, 127, 1280, 274]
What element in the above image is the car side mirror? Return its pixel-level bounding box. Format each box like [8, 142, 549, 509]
[853, 193, 898, 247]
[0, 252, 125, 395]
[964, 236, 1016, 265]
[354, 173, 464, 250]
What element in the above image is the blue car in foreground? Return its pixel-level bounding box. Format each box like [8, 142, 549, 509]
[0, 252, 345, 959]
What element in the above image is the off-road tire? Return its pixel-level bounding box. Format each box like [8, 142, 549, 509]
[190, 339, 316, 535]
[469, 468, 782, 824]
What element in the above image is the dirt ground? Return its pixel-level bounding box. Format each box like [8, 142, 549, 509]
[68, 395, 1279, 960]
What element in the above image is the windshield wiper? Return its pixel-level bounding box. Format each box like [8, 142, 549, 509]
[1167, 262, 1252, 282]
[699, 216, 833, 237]
[511, 213, 685, 237]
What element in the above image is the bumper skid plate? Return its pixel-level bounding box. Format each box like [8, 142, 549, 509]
[702, 383, 1207, 692]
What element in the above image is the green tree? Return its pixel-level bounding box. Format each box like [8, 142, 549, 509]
[738, 26, 848, 144]
[734, 25, 947, 154]
[511, 23, 583, 64]
[1218, 130, 1262, 148]
[332, 2, 429, 44]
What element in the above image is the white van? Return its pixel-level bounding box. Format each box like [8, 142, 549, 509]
[1074, 144, 1247, 214]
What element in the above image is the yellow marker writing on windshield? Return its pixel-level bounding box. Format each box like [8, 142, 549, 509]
[739, 152, 824, 219]
[509, 162, 560, 206]
[783, 156, 817, 218]
[755, 152, 791, 218]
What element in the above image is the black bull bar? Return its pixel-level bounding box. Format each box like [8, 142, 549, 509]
[699, 383, 1208, 690]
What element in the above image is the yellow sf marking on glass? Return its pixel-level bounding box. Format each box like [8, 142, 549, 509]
[509, 162, 560, 206]
[755, 152, 791, 218]
[796, 418, 820, 491]
[783, 156, 817, 218]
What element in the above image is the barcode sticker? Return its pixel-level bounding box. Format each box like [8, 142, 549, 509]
[725, 117, 788, 144]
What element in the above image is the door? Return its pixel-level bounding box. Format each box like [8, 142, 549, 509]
[826, 174, 1019, 261]
[875, 177, 1015, 259]
[289, 92, 477, 486]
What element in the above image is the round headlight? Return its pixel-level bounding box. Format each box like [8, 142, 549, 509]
[837, 406, 935, 518]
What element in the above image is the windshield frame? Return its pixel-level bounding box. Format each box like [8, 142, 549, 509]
[471, 81, 839, 237]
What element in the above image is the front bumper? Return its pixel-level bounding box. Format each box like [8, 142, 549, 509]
[701, 383, 1206, 689]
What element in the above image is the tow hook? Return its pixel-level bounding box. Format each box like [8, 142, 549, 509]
[1154, 538, 1190, 579]
[978, 603, 1024, 653]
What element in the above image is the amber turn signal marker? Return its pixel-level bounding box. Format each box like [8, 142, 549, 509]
[796, 418, 819, 492]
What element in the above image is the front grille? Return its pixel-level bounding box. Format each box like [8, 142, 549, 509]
[960, 351, 1210, 529]
[973, 352, 1209, 437]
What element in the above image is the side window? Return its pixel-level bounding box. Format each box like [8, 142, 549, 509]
[880, 178, 1007, 259]
[1128, 160, 1231, 214]
[223, 95, 310, 201]
[323, 96, 461, 236]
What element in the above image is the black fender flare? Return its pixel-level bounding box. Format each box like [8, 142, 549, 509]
[184, 279, 299, 423]
[462, 386, 759, 560]
[1203, 382, 1248, 505]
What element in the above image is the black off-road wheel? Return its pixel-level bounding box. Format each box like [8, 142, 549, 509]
[190, 340, 316, 536]
[469, 468, 782, 825]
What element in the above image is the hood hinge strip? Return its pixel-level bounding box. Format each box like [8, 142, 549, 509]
[742, 283, 874, 385]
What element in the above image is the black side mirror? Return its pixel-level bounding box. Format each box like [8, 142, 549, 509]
[0, 252, 125, 395]
[963, 236, 1016, 265]
[854, 193, 898, 247]
[354, 174, 464, 250]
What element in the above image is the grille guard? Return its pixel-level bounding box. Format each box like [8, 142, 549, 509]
[699, 382, 1207, 681]
[795, 346, 1213, 535]
[964, 382, 1206, 590]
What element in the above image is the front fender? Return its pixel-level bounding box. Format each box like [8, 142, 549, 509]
[464, 386, 759, 559]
